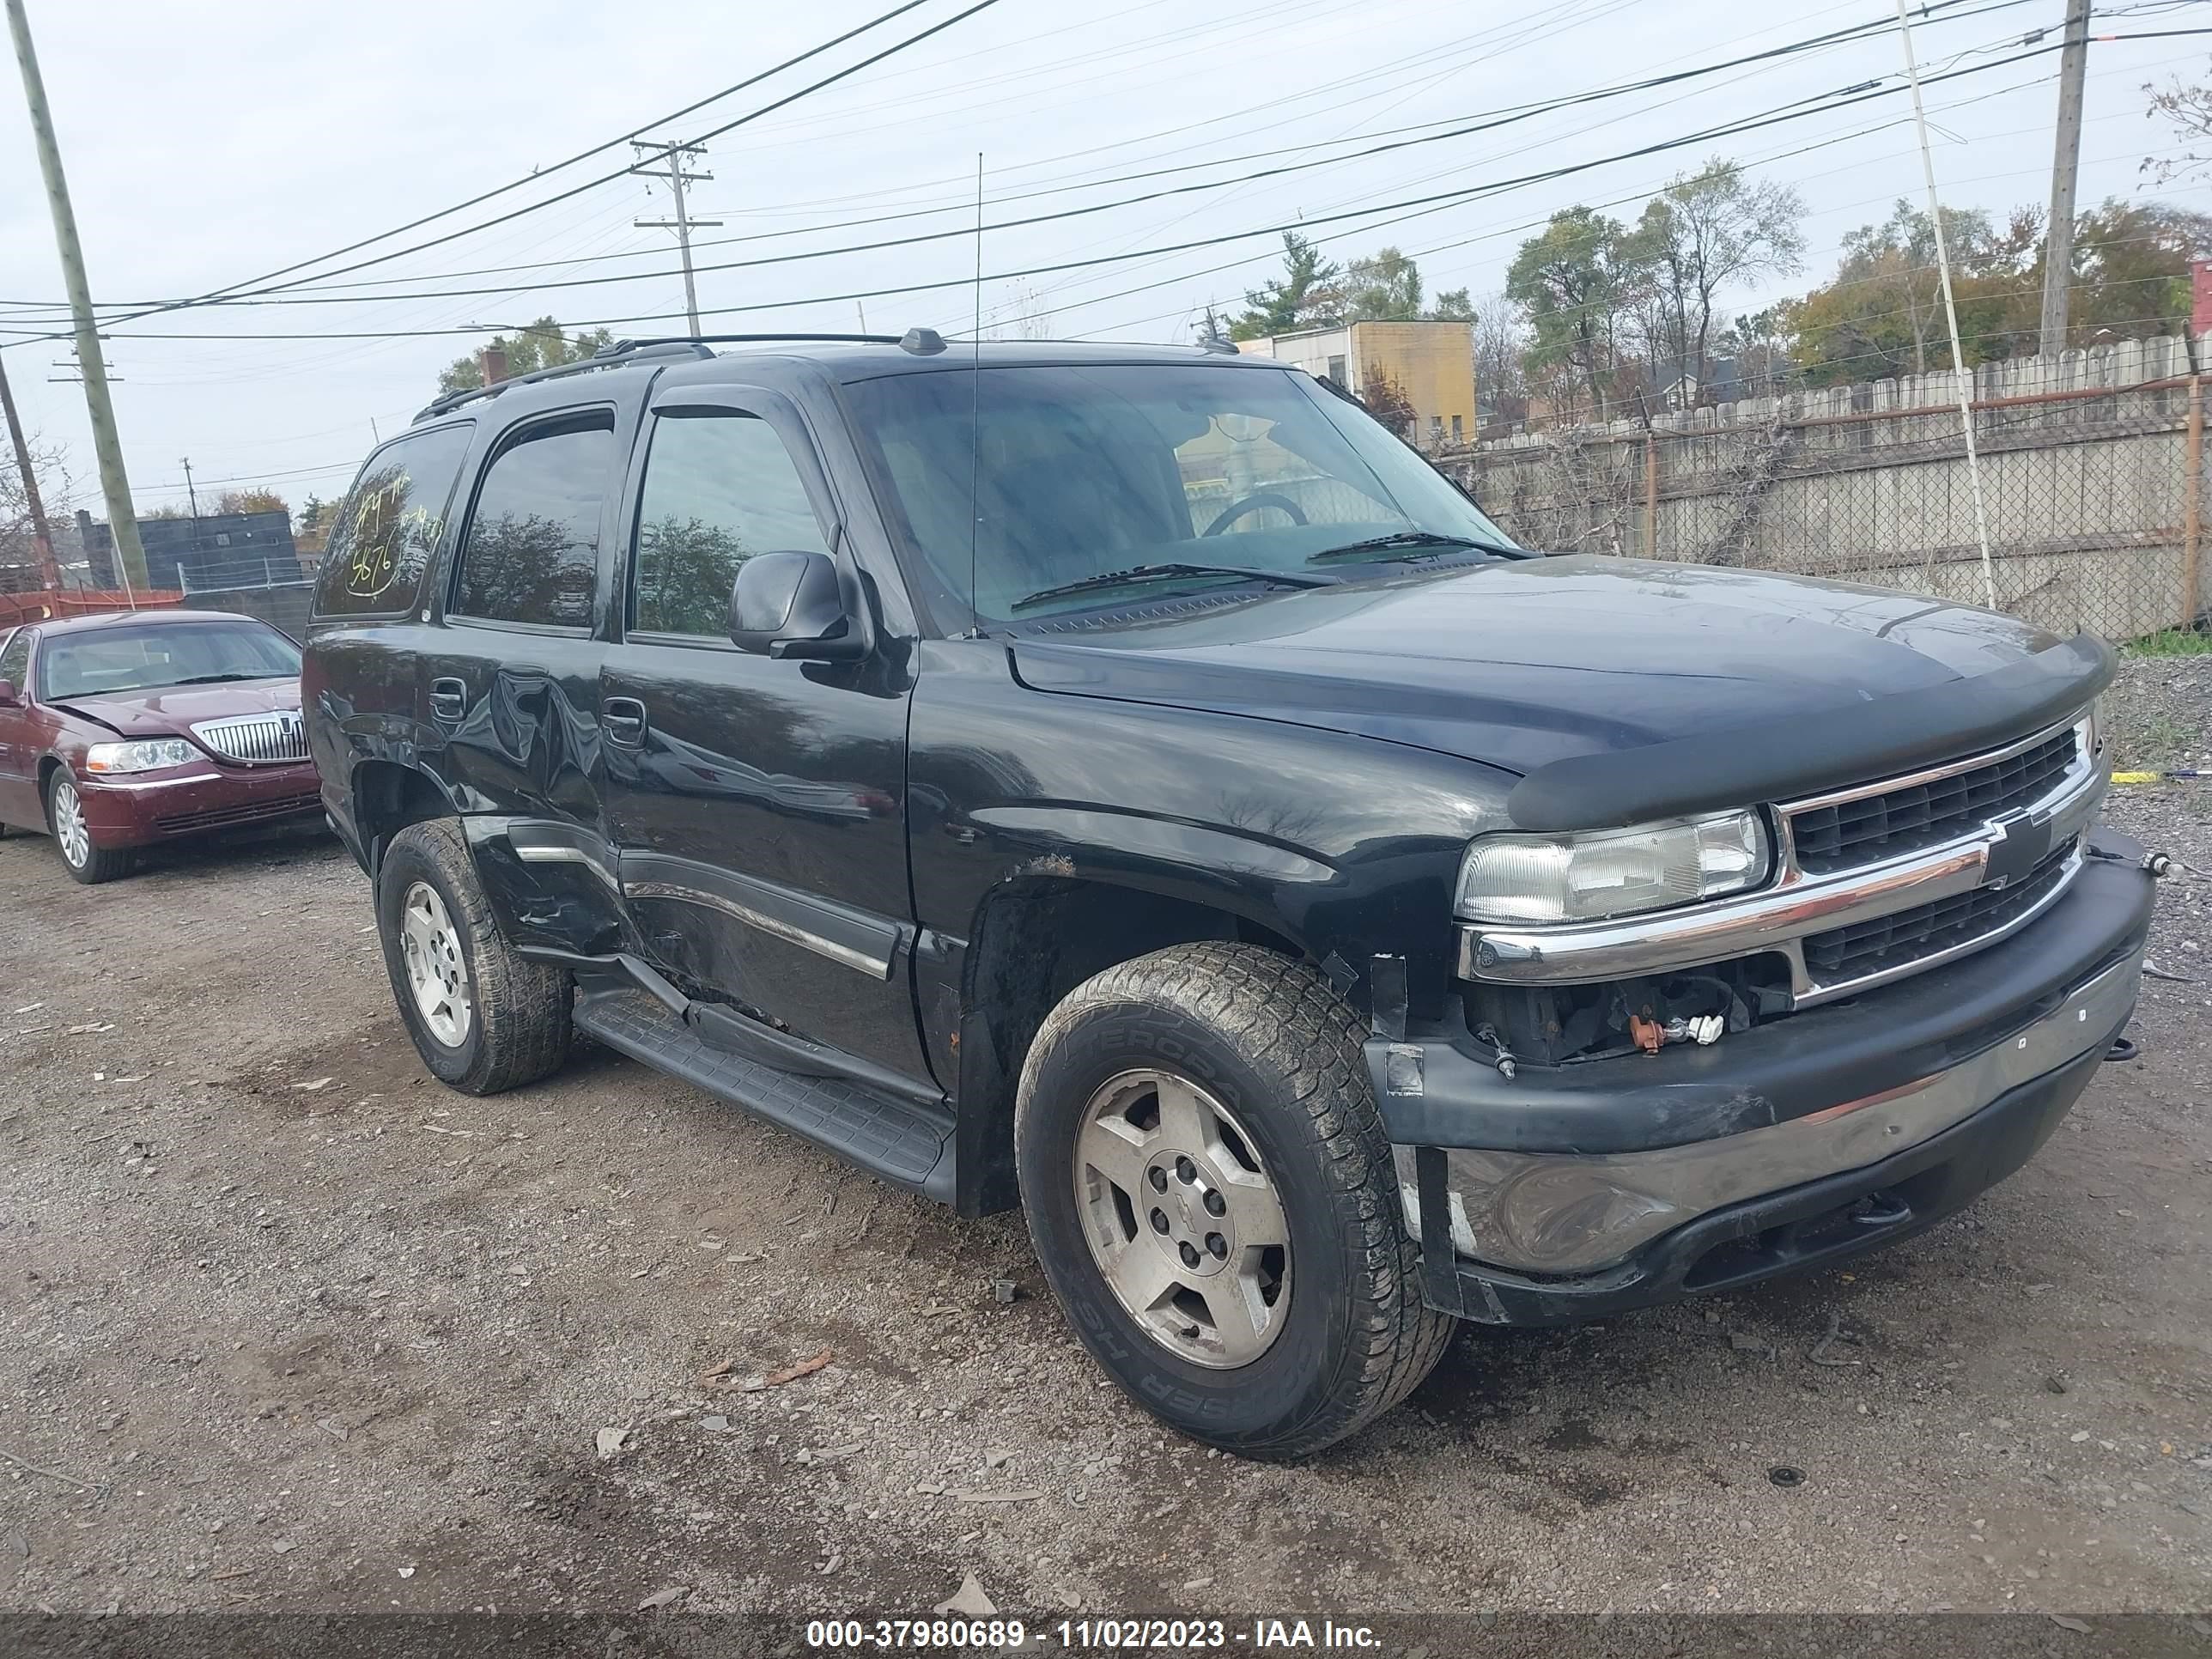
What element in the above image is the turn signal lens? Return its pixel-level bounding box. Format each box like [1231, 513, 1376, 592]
[82, 738, 199, 775]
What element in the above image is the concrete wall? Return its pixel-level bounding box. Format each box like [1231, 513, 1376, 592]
[1446, 335, 2205, 642]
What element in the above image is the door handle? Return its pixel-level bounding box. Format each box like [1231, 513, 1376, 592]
[602, 696, 648, 746]
[428, 678, 468, 722]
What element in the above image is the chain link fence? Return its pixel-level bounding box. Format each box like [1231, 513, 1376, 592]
[1445, 334, 2208, 644]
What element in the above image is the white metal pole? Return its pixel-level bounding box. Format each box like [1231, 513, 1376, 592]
[1895, 0, 1999, 611]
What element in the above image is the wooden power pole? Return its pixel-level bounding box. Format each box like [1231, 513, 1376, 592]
[2038, 0, 2093, 357]
[4, 0, 146, 590]
[0, 352, 60, 587]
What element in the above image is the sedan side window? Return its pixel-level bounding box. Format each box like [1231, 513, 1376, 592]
[630, 411, 830, 639]
[452, 412, 617, 629]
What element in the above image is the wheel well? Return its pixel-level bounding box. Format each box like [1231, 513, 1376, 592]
[350, 760, 454, 876]
[956, 878, 1303, 1214]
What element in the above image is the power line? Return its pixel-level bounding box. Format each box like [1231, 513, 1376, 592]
[63, 0, 950, 331]
[15, 24, 2198, 349]
[3, 0, 1000, 353]
[0, 0, 2057, 323]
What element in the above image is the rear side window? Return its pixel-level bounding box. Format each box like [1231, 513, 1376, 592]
[631, 411, 830, 638]
[0, 628, 30, 690]
[451, 412, 617, 629]
[313, 422, 473, 619]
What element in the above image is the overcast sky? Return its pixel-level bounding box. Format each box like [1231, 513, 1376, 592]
[2, 0, 2205, 520]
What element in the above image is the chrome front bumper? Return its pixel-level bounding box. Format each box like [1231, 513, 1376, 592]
[1398, 946, 2141, 1277]
[1458, 714, 2106, 1006]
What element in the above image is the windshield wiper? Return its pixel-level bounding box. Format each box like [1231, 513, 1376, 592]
[1305, 530, 1516, 564]
[169, 672, 270, 685]
[1012, 562, 1333, 612]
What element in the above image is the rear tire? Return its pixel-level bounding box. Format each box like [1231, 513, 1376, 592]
[1015, 941, 1455, 1459]
[47, 772, 132, 884]
[376, 819, 570, 1094]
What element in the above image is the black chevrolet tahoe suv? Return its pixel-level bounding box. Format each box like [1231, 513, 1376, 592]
[303, 332, 2154, 1458]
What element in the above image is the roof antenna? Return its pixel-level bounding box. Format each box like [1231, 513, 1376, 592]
[966, 150, 984, 641]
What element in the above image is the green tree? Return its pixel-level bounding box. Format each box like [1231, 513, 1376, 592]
[1340, 246, 1424, 321]
[1783, 196, 2205, 386]
[1785, 198, 1996, 382]
[1232, 233, 1341, 339]
[438, 317, 617, 396]
[1427, 287, 1476, 322]
[1505, 207, 1634, 418]
[214, 488, 289, 517]
[1622, 158, 1804, 400]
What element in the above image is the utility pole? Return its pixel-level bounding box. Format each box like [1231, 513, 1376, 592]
[2038, 0, 2093, 357]
[5, 0, 146, 590]
[180, 456, 198, 520]
[630, 139, 720, 336]
[0, 352, 59, 588]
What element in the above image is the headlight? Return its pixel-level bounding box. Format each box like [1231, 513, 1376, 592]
[2076, 699, 2103, 770]
[83, 738, 201, 775]
[1455, 811, 1771, 925]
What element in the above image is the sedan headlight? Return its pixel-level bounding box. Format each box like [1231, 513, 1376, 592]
[1455, 811, 1771, 925]
[83, 738, 201, 775]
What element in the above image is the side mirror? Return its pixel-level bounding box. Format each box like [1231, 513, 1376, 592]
[728, 549, 868, 661]
[0, 679, 19, 709]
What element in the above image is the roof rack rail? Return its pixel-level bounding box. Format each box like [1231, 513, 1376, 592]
[410, 338, 714, 423]
[605, 331, 908, 355]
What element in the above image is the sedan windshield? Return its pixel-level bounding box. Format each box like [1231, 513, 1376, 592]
[842, 362, 1516, 624]
[39, 620, 301, 701]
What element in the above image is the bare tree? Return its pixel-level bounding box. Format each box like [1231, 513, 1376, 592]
[1624, 158, 1805, 402]
[0, 432, 73, 585]
[2144, 60, 2212, 184]
[1468, 292, 1529, 422]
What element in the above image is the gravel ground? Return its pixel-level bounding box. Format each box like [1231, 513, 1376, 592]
[1, 661, 2208, 1624]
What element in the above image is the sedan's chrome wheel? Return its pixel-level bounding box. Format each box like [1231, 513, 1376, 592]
[398, 881, 472, 1048]
[50, 779, 90, 869]
[1073, 1068, 1291, 1370]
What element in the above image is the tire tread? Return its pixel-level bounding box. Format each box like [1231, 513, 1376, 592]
[1021, 941, 1454, 1457]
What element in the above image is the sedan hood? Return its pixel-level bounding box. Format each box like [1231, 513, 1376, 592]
[1009, 558, 2107, 826]
[52, 678, 302, 740]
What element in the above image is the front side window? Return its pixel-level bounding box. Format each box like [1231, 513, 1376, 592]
[631, 410, 830, 639]
[842, 363, 1514, 625]
[315, 422, 474, 618]
[452, 413, 617, 628]
[39, 621, 301, 701]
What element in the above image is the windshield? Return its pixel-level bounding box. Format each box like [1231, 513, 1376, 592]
[39, 620, 301, 701]
[842, 362, 1515, 623]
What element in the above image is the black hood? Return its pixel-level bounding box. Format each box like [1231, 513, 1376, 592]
[1009, 557, 2110, 829]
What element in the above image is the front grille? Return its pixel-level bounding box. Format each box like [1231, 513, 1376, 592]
[1802, 837, 2077, 988]
[190, 711, 309, 765]
[154, 793, 320, 834]
[1790, 727, 2078, 874]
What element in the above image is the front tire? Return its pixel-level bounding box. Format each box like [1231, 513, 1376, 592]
[47, 772, 132, 884]
[375, 819, 571, 1094]
[1015, 942, 1455, 1459]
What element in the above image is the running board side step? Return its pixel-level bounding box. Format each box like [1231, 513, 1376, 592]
[571, 988, 957, 1203]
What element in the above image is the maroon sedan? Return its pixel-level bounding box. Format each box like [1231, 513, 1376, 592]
[0, 610, 322, 884]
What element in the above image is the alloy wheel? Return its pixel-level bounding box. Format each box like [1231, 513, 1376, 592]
[399, 881, 473, 1048]
[1072, 1067, 1291, 1369]
[50, 779, 90, 869]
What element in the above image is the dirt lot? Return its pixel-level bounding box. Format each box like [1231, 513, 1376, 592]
[2, 665, 2209, 1627]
